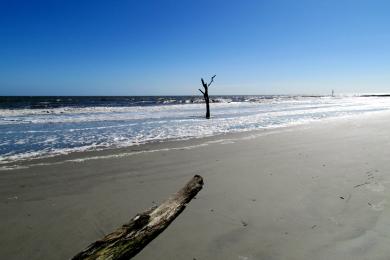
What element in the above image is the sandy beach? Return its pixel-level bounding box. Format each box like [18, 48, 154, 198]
[1, 112, 390, 260]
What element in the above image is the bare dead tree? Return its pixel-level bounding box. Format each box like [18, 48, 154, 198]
[199, 75, 216, 119]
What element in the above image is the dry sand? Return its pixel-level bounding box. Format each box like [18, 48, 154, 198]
[1, 112, 390, 259]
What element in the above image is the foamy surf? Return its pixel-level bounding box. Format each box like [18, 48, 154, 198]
[1, 96, 390, 165]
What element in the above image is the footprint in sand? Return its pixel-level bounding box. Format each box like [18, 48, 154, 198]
[369, 200, 386, 211]
[366, 182, 385, 192]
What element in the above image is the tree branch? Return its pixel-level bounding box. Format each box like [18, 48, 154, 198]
[201, 78, 208, 88]
[208, 75, 216, 87]
[199, 89, 205, 95]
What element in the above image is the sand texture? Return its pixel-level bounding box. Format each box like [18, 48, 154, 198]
[1, 112, 390, 259]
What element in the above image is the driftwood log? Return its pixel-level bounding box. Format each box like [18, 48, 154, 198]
[72, 175, 204, 260]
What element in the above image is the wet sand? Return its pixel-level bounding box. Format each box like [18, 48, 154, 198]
[1, 112, 390, 259]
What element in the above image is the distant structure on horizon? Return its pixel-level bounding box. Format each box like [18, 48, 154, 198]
[332, 89, 335, 97]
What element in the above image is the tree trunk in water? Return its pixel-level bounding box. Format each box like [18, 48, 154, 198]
[72, 175, 204, 260]
[200, 77, 215, 119]
[205, 97, 210, 119]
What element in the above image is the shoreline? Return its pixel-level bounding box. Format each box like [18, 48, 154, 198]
[1, 111, 390, 259]
[2, 109, 390, 171]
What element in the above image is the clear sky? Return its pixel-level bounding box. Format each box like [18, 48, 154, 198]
[1, 0, 389, 96]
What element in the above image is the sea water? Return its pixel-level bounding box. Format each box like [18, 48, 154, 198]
[1, 95, 390, 164]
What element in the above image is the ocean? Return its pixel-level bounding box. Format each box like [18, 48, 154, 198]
[1, 95, 390, 165]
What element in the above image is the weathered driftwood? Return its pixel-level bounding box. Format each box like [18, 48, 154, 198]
[72, 175, 204, 260]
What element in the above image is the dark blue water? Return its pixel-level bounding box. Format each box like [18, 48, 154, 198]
[0, 95, 301, 109]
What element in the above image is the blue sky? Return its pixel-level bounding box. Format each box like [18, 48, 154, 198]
[1, 0, 389, 95]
